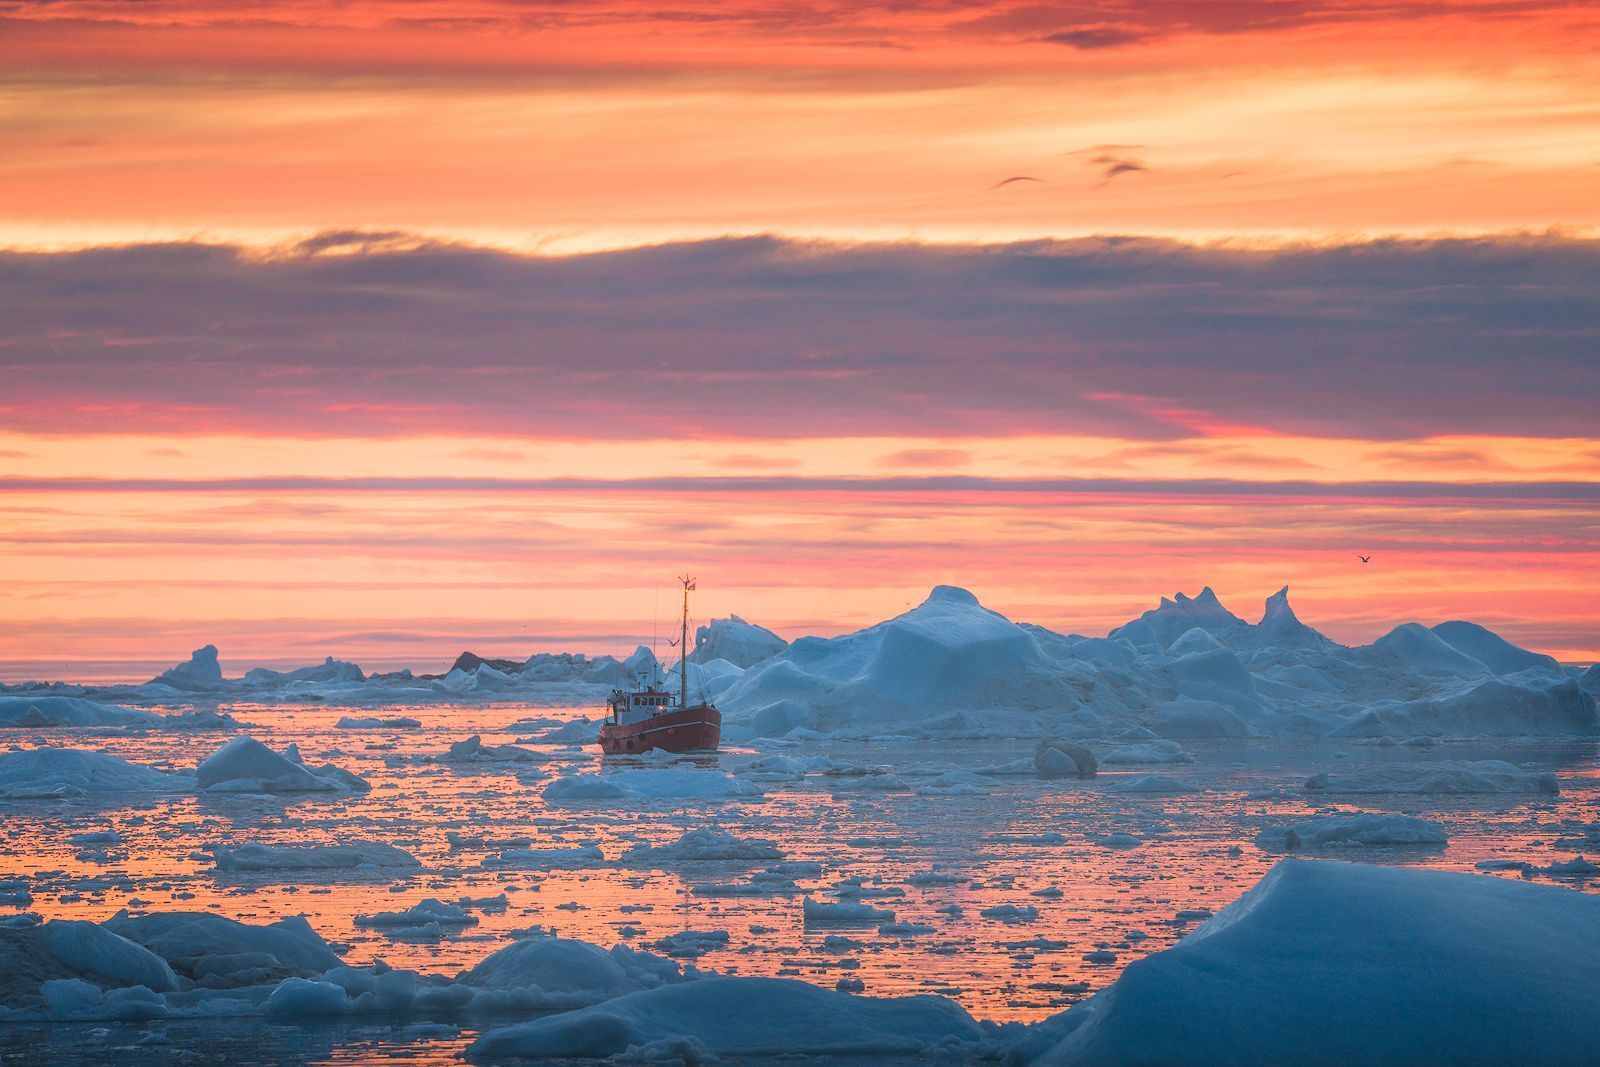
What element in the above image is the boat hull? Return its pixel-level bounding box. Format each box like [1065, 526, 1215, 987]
[598, 704, 721, 755]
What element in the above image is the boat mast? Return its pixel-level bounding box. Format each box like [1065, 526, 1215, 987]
[678, 574, 695, 709]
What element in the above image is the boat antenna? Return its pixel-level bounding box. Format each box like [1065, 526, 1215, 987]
[677, 574, 695, 709]
[652, 584, 660, 687]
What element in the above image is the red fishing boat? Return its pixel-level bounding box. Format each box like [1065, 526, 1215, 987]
[599, 575, 721, 755]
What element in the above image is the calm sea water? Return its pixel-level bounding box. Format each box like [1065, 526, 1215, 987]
[2, 702, 1596, 1064]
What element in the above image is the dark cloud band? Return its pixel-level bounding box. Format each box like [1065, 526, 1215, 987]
[1, 232, 1596, 440]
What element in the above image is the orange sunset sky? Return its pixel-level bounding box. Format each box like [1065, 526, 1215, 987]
[1, 0, 1597, 671]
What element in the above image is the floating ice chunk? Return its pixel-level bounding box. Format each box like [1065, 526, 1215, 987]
[104, 911, 343, 984]
[38, 919, 181, 992]
[0, 697, 161, 730]
[521, 718, 602, 745]
[543, 768, 759, 805]
[458, 935, 687, 1003]
[265, 977, 350, 1018]
[542, 775, 630, 803]
[150, 644, 225, 691]
[43, 979, 168, 1021]
[1109, 774, 1195, 794]
[1255, 814, 1448, 851]
[336, 716, 420, 730]
[1023, 859, 1600, 1066]
[980, 904, 1039, 923]
[1035, 739, 1097, 778]
[803, 898, 895, 924]
[1304, 760, 1558, 795]
[440, 735, 543, 763]
[1540, 856, 1600, 878]
[0, 748, 192, 799]
[651, 930, 728, 958]
[466, 975, 983, 1062]
[196, 737, 369, 794]
[622, 827, 783, 865]
[743, 753, 833, 777]
[355, 899, 478, 929]
[1097, 741, 1193, 766]
[210, 842, 420, 873]
[244, 656, 365, 687]
[1090, 832, 1144, 849]
[916, 770, 989, 796]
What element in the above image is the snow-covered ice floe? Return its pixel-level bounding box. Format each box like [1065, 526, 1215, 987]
[464, 975, 985, 1062]
[1255, 814, 1449, 851]
[209, 842, 421, 875]
[196, 737, 369, 794]
[1016, 859, 1600, 1065]
[0, 695, 240, 731]
[1304, 760, 1559, 795]
[0, 748, 194, 800]
[543, 768, 760, 805]
[622, 826, 783, 865]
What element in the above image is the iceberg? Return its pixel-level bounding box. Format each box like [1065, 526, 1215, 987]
[1304, 760, 1559, 794]
[0, 748, 193, 799]
[149, 644, 225, 692]
[1255, 814, 1448, 850]
[196, 737, 369, 794]
[689, 615, 788, 668]
[466, 975, 984, 1062]
[1024, 859, 1600, 1065]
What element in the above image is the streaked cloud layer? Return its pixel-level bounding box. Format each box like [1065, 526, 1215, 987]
[4, 234, 1597, 439]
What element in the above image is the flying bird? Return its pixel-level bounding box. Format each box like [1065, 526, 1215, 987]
[1091, 155, 1148, 185]
[992, 176, 1043, 189]
[1358, 555, 1371, 564]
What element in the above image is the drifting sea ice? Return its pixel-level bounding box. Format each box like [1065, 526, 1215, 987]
[1254, 814, 1449, 851]
[0, 747, 193, 799]
[1303, 760, 1559, 795]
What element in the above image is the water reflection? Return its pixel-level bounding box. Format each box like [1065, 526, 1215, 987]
[1, 704, 1596, 1063]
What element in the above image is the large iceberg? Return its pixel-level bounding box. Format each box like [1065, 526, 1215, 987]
[715, 584, 1594, 741]
[689, 615, 787, 668]
[1022, 859, 1600, 1065]
[720, 586, 1085, 733]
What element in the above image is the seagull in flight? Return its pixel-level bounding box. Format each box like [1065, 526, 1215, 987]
[1358, 555, 1371, 564]
[991, 176, 1043, 189]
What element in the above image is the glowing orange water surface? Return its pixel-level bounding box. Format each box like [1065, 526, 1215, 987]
[3, 699, 1598, 1066]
